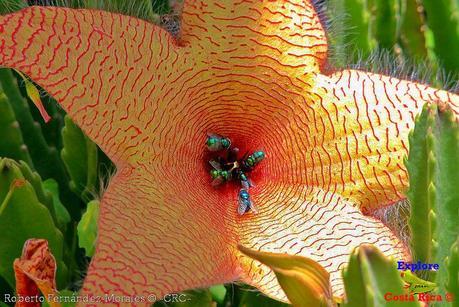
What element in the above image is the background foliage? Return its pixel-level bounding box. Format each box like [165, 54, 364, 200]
[0, 0, 458, 306]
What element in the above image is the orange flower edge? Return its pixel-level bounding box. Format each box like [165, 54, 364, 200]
[0, 1, 458, 305]
[14, 239, 59, 307]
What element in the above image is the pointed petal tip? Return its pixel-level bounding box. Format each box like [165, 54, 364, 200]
[238, 244, 334, 306]
[14, 70, 52, 123]
[14, 239, 58, 305]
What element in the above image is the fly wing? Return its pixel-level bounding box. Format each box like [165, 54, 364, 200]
[238, 200, 249, 215]
[206, 133, 223, 151]
[207, 132, 223, 139]
[243, 179, 254, 189]
[211, 177, 224, 187]
[209, 159, 222, 170]
[238, 190, 251, 215]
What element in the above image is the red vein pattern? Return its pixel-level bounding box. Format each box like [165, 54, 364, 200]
[0, 1, 458, 305]
[237, 185, 408, 301]
[308, 71, 459, 212]
[83, 166, 239, 303]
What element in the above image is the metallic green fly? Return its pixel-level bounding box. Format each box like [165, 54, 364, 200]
[209, 159, 232, 186]
[206, 133, 231, 151]
[234, 168, 253, 189]
[241, 150, 265, 171]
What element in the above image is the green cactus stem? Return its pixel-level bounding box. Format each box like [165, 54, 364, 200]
[342, 245, 420, 307]
[407, 104, 459, 296]
[421, 0, 459, 74]
[0, 69, 82, 217]
[0, 158, 68, 289]
[0, 90, 33, 166]
[61, 115, 99, 202]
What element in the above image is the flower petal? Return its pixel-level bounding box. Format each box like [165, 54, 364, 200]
[305, 71, 459, 212]
[181, 0, 328, 74]
[15, 70, 51, 123]
[238, 245, 334, 306]
[0, 6, 181, 164]
[236, 185, 409, 301]
[80, 166, 240, 302]
[14, 239, 59, 307]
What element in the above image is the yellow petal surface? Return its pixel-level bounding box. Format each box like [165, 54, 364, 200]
[238, 245, 334, 307]
[0, 2, 458, 305]
[181, 0, 328, 75]
[237, 185, 409, 301]
[306, 71, 459, 212]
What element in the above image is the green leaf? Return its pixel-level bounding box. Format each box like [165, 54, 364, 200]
[0, 0, 26, 14]
[209, 284, 226, 304]
[0, 69, 80, 218]
[238, 245, 334, 307]
[238, 288, 290, 307]
[342, 0, 377, 60]
[421, 0, 459, 73]
[0, 90, 34, 166]
[43, 178, 71, 232]
[342, 245, 420, 307]
[152, 0, 171, 14]
[370, 0, 400, 50]
[447, 238, 459, 307]
[326, 0, 347, 67]
[407, 103, 459, 297]
[61, 115, 98, 202]
[0, 158, 67, 290]
[432, 105, 459, 294]
[16, 160, 57, 223]
[82, 0, 160, 22]
[0, 69, 65, 181]
[406, 104, 435, 270]
[0, 275, 13, 306]
[399, 0, 429, 60]
[401, 271, 437, 294]
[342, 247, 369, 306]
[77, 200, 100, 257]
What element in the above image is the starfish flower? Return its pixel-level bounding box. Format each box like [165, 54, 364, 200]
[0, 1, 458, 304]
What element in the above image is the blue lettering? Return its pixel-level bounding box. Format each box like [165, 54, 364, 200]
[396, 261, 439, 271]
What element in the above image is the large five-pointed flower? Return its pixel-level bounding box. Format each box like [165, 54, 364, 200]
[1, 1, 458, 304]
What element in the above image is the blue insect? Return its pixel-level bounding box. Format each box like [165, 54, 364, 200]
[238, 188, 257, 215]
[234, 168, 253, 189]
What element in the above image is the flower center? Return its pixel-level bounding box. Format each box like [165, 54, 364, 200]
[205, 133, 265, 215]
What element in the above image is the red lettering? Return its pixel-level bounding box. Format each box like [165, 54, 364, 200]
[418, 293, 442, 302]
[384, 292, 393, 301]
